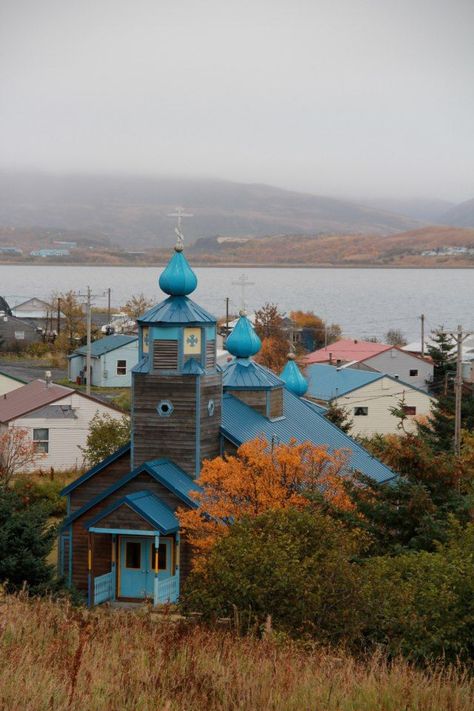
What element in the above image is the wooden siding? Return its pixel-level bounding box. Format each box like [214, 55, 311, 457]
[94, 504, 155, 531]
[199, 374, 222, 467]
[227, 389, 267, 416]
[69, 448, 131, 512]
[153, 340, 178, 370]
[71, 472, 185, 591]
[269, 387, 283, 418]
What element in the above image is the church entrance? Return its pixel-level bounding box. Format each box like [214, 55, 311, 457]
[118, 536, 172, 599]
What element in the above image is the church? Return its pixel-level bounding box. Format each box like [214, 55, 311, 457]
[59, 236, 394, 606]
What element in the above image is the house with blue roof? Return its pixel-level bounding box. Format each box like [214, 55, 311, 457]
[68, 334, 138, 387]
[305, 363, 434, 437]
[60, 230, 396, 608]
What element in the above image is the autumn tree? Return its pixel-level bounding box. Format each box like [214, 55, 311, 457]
[178, 437, 353, 563]
[51, 290, 86, 353]
[385, 329, 407, 346]
[254, 302, 285, 340]
[253, 335, 289, 372]
[290, 310, 341, 350]
[122, 293, 154, 321]
[0, 427, 44, 485]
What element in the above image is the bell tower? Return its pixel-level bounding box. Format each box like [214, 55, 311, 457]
[131, 240, 222, 477]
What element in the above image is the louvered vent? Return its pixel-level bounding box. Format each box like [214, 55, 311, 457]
[205, 340, 216, 368]
[153, 340, 178, 370]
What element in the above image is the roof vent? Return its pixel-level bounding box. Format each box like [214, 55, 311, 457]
[394, 374, 399, 379]
[45, 370, 52, 387]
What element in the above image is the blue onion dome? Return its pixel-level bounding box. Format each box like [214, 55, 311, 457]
[226, 311, 262, 358]
[158, 244, 198, 296]
[280, 353, 308, 396]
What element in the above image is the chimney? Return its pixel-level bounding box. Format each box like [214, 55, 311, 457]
[329, 352, 333, 364]
[45, 370, 52, 387]
[394, 374, 399, 379]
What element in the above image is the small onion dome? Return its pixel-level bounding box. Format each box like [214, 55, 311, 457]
[159, 247, 198, 296]
[226, 313, 262, 358]
[280, 355, 308, 397]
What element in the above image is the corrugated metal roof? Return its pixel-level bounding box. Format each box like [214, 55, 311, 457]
[139, 296, 215, 325]
[85, 490, 179, 534]
[0, 379, 74, 423]
[61, 443, 131, 495]
[221, 390, 394, 484]
[304, 339, 391, 364]
[223, 358, 283, 390]
[306, 363, 383, 400]
[72, 334, 137, 358]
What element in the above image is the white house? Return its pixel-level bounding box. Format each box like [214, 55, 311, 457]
[68, 335, 138, 388]
[305, 363, 434, 437]
[0, 379, 127, 472]
[304, 339, 433, 392]
[0, 370, 26, 396]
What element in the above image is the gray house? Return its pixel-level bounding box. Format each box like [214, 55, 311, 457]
[68, 335, 138, 387]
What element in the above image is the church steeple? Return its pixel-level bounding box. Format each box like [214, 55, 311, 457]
[280, 354, 308, 397]
[131, 225, 222, 477]
[225, 311, 261, 358]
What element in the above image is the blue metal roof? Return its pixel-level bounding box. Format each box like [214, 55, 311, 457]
[132, 355, 149, 374]
[306, 363, 383, 401]
[221, 390, 395, 484]
[62, 458, 201, 529]
[85, 490, 179, 534]
[280, 358, 308, 396]
[70, 335, 138, 359]
[182, 358, 205, 375]
[159, 249, 198, 297]
[300, 398, 328, 414]
[138, 295, 216, 325]
[61, 443, 131, 495]
[223, 358, 283, 390]
[226, 314, 262, 358]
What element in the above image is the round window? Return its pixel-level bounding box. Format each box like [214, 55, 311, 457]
[157, 400, 174, 417]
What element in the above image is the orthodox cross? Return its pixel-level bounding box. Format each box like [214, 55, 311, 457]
[186, 333, 199, 347]
[168, 207, 193, 249]
[232, 273, 255, 311]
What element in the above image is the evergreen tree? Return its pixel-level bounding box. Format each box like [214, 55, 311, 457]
[0, 488, 57, 593]
[325, 400, 353, 434]
[426, 328, 456, 396]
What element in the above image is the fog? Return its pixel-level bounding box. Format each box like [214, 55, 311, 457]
[1, 0, 473, 201]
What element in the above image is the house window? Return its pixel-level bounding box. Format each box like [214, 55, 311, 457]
[33, 428, 49, 453]
[125, 541, 141, 569]
[354, 407, 368, 416]
[151, 543, 168, 570]
[14, 331, 25, 340]
[402, 405, 417, 416]
[409, 369, 418, 377]
[116, 360, 127, 376]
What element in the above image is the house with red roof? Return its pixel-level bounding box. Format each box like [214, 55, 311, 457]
[303, 338, 433, 392]
[0, 379, 126, 472]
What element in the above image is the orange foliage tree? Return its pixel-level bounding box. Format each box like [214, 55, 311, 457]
[178, 437, 354, 563]
[254, 336, 289, 372]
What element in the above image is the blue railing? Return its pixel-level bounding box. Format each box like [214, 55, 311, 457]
[94, 572, 113, 604]
[154, 574, 179, 604]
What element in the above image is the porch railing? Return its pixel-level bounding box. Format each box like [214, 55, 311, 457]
[154, 574, 179, 604]
[94, 572, 113, 604]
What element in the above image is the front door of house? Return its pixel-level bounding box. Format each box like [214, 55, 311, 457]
[119, 537, 173, 599]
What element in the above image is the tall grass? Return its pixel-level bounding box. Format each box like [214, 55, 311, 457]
[0, 595, 472, 711]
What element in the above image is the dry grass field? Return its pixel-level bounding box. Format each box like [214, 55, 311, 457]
[0, 595, 473, 711]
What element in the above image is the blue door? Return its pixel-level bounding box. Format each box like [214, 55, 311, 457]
[119, 537, 173, 599]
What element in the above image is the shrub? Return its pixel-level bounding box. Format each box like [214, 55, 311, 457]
[79, 412, 130, 466]
[181, 508, 366, 643]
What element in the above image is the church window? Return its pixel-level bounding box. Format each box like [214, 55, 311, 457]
[207, 399, 215, 417]
[157, 400, 174, 417]
[183, 328, 201, 356]
[125, 541, 141, 569]
[116, 360, 127, 376]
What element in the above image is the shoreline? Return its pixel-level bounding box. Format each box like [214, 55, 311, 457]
[0, 261, 473, 270]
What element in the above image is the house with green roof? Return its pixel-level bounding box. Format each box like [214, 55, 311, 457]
[68, 334, 138, 387]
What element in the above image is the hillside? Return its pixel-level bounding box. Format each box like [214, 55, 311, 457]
[0, 172, 422, 248]
[190, 226, 474, 266]
[439, 198, 474, 228]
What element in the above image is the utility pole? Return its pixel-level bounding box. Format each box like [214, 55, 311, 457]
[449, 324, 472, 457]
[57, 297, 61, 336]
[225, 297, 230, 337]
[86, 287, 92, 396]
[107, 288, 111, 325]
[420, 314, 425, 357]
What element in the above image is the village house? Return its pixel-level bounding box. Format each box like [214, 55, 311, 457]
[305, 363, 434, 437]
[304, 338, 434, 392]
[68, 334, 139, 387]
[0, 379, 126, 472]
[60, 238, 395, 608]
[10, 297, 63, 333]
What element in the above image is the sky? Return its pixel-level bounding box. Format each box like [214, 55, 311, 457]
[1, 0, 473, 201]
